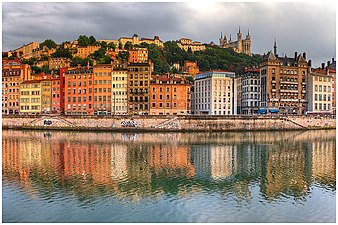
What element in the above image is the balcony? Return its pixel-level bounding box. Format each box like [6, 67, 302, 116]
[280, 89, 298, 93]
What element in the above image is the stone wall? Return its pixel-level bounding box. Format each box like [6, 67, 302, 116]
[2, 115, 336, 132]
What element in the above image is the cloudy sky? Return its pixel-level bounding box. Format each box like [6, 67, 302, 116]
[2, 2, 336, 67]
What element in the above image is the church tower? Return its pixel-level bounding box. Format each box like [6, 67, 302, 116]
[242, 28, 252, 56]
[237, 26, 243, 53]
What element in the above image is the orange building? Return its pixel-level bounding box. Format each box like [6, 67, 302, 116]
[182, 60, 200, 76]
[93, 64, 113, 115]
[2, 60, 31, 114]
[64, 67, 94, 115]
[51, 77, 62, 113]
[150, 74, 192, 115]
[75, 45, 100, 59]
[128, 48, 148, 63]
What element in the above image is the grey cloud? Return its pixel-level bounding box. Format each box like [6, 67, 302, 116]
[2, 2, 335, 67]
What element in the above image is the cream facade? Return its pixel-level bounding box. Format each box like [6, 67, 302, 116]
[20, 81, 41, 114]
[307, 71, 333, 113]
[112, 69, 128, 114]
[193, 71, 237, 115]
[177, 38, 206, 52]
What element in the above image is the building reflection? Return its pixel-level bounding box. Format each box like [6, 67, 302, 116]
[2, 130, 336, 203]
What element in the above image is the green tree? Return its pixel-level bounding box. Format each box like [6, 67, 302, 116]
[51, 47, 73, 59]
[90, 48, 106, 61]
[117, 51, 130, 62]
[77, 35, 90, 47]
[89, 35, 97, 45]
[124, 41, 133, 50]
[118, 42, 123, 50]
[107, 42, 116, 50]
[40, 39, 57, 49]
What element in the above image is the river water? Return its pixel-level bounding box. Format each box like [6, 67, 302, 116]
[2, 129, 336, 222]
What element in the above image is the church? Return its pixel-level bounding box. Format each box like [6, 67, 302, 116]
[219, 27, 252, 56]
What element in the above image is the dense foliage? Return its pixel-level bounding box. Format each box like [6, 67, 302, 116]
[77, 35, 98, 47]
[51, 47, 73, 59]
[39, 39, 57, 49]
[145, 41, 262, 74]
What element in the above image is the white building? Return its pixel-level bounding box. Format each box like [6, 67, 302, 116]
[241, 68, 260, 115]
[307, 70, 333, 113]
[112, 69, 128, 114]
[193, 71, 237, 115]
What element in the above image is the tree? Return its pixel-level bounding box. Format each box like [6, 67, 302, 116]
[77, 35, 90, 47]
[117, 51, 130, 62]
[40, 39, 57, 49]
[124, 41, 133, 50]
[90, 48, 106, 61]
[118, 42, 123, 50]
[89, 35, 97, 45]
[100, 41, 108, 49]
[107, 42, 116, 50]
[71, 57, 93, 67]
[51, 47, 73, 59]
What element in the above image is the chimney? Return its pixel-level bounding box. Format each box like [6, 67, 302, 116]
[308, 60, 312, 73]
[294, 52, 298, 60]
[322, 63, 325, 69]
[303, 52, 306, 59]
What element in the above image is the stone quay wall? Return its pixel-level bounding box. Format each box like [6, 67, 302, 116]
[2, 115, 336, 132]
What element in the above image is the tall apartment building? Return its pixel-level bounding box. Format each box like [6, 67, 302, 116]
[241, 68, 260, 115]
[150, 74, 192, 115]
[127, 62, 151, 115]
[20, 80, 41, 114]
[112, 69, 128, 114]
[260, 49, 310, 115]
[308, 67, 333, 113]
[93, 64, 113, 115]
[219, 27, 251, 56]
[177, 38, 206, 52]
[64, 67, 94, 115]
[129, 48, 148, 63]
[51, 77, 62, 113]
[41, 79, 52, 113]
[193, 71, 237, 115]
[235, 75, 242, 114]
[2, 61, 31, 114]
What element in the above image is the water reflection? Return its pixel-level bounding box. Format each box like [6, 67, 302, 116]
[2, 130, 336, 205]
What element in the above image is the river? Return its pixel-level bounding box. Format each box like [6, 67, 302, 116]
[2, 129, 336, 222]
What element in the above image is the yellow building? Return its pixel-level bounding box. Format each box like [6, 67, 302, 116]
[48, 57, 71, 70]
[41, 80, 52, 113]
[20, 80, 41, 114]
[112, 69, 128, 114]
[9, 42, 39, 59]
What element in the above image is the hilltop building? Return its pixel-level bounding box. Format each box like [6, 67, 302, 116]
[219, 27, 251, 56]
[177, 38, 206, 52]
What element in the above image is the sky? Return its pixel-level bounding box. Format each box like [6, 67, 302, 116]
[2, 2, 336, 67]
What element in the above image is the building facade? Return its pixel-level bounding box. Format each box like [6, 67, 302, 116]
[41, 80, 52, 113]
[93, 64, 113, 115]
[118, 34, 164, 48]
[49, 57, 71, 70]
[112, 69, 128, 114]
[127, 62, 151, 115]
[2, 61, 31, 114]
[64, 68, 94, 115]
[177, 38, 206, 52]
[20, 80, 41, 114]
[308, 68, 333, 113]
[129, 48, 148, 63]
[75, 45, 100, 59]
[182, 61, 200, 76]
[241, 68, 260, 115]
[10, 42, 39, 59]
[235, 75, 242, 114]
[219, 27, 251, 56]
[193, 71, 237, 115]
[150, 74, 192, 115]
[51, 78, 62, 114]
[260, 51, 309, 115]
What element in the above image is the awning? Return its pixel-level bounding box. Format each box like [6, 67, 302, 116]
[269, 108, 280, 113]
[258, 108, 267, 114]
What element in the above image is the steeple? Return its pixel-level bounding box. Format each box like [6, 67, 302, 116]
[246, 28, 251, 39]
[221, 32, 223, 39]
[273, 38, 277, 56]
[229, 34, 232, 42]
[239, 26, 241, 33]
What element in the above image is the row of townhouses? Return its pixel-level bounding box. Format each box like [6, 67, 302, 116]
[2, 49, 336, 116]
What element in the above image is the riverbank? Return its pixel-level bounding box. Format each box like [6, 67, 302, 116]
[2, 115, 336, 132]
